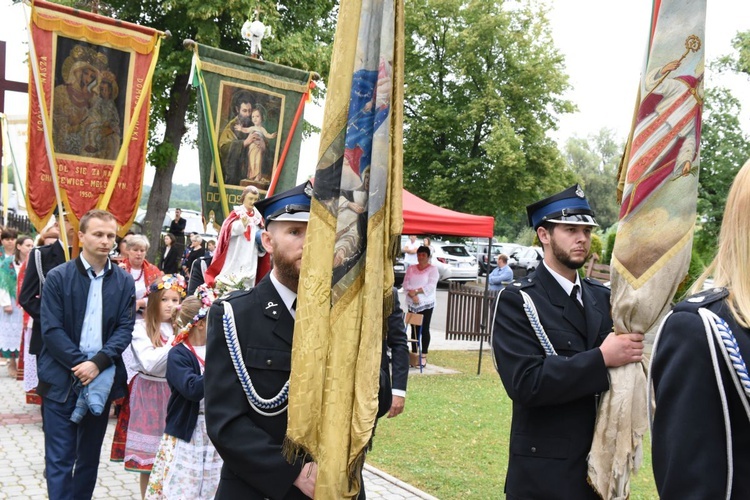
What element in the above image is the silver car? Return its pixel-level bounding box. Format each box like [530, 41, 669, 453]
[430, 241, 478, 282]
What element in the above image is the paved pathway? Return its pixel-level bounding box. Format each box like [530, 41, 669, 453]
[0, 361, 437, 499]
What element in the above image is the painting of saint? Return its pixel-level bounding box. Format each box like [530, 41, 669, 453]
[215, 84, 282, 189]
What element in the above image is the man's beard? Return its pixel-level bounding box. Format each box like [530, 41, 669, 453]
[238, 114, 252, 128]
[272, 248, 300, 288]
[549, 237, 586, 270]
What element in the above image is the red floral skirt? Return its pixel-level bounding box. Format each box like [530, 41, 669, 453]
[123, 373, 170, 472]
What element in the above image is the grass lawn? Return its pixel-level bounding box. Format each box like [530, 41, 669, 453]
[368, 350, 658, 499]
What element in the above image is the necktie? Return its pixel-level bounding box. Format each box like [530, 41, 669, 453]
[570, 285, 585, 315]
[291, 299, 297, 312]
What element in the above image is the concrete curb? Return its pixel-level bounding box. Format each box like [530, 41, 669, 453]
[364, 463, 439, 500]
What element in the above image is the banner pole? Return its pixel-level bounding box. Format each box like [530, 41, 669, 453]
[265, 80, 313, 197]
[25, 3, 69, 261]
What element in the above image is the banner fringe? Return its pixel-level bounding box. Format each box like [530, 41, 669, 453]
[282, 435, 314, 466]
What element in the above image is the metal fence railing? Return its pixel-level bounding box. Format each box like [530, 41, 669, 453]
[4, 212, 34, 235]
[446, 282, 498, 342]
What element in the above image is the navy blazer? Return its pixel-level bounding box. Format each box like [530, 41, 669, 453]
[38, 258, 135, 403]
[492, 262, 612, 499]
[165, 343, 204, 441]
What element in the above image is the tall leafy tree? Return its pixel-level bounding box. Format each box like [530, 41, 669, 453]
[563, 129, 622, 230]
[403, 0, 576, 236]
[65, 0, 336, 259]
[694, 86, 750, 261]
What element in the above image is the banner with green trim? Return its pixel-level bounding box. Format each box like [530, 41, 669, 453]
[190, 43, 313, 226]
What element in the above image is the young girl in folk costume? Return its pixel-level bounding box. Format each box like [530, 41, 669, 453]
[146, 285, 222, 499]
[124, 274, 186, 499]
[0, 230, 28, 378]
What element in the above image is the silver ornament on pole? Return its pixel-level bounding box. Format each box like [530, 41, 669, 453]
[241, 7, 270, 59]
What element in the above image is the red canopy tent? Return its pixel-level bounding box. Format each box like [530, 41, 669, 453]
[401, 189, 495, 375]
[401, 189, 494, 238]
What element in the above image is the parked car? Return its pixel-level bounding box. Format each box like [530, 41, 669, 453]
[430, 241, 478, 282]
[394, 255, 406, 286]
[474, 242, 522, 275]
[509, 246, 544, 278]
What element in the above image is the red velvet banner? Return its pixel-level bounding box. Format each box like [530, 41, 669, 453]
[26, 0, 160, 233]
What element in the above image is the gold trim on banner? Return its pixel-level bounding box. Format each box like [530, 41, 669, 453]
[200, 61, 311, 93]
[33, 8, 158, 54]
[610, 226, 695, 289]
[194, 51, 230, 217]
[97, 37, 162, 210]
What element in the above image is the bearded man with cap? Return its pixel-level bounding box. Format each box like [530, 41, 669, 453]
[491, 185, 644, 499]
[205, 182, 317, 499]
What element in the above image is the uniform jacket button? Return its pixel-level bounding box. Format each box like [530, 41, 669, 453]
[266, 359, 273, 366]
[531, 447, 537, 453]
[567, 341, 572, 347]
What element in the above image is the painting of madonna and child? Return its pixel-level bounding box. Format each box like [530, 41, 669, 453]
[51, 37, 130, 162]
[214, 83, 284, 191]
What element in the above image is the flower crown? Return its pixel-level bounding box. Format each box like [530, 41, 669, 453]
[147, 274, 187, 298]
[173, 284, 217, 345]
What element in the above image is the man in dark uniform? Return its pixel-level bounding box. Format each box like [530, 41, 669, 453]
[379, 288, 410, 419]
[492, 185, 644, 499]
[205, 182, 317, 499]
[19, 217, 75, 355]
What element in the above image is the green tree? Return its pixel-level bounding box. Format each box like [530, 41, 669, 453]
[66, 0, 336, 260]
[562, 128, 622, 230]
[694, 86, 750, 262]
[403, 0, 576, 237]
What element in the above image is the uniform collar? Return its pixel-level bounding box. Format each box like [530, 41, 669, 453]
[270, 271, 297, 317]
[543, 261, 582, 301]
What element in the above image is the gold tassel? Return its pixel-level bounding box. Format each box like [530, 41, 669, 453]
[282, 435, 313, 466]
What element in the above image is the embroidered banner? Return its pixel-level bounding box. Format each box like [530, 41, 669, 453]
[285, 0, 404, 497]
[26, 0, 161, 233]
[589, 1, 707, 498]
[190, 43, 313, 226]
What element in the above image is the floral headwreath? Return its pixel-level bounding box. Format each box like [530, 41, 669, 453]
[173, 284, 217, 345]
[146, 274, 187, 298]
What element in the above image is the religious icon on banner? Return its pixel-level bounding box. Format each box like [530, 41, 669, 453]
[52, 39, 129, 162]
[214, 83, 282, 191]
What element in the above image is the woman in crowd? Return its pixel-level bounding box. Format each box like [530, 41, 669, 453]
[0, 233, 31, 377]
[14, 236, 40, 401]
[651, 159, 750, 498]
[182, 234, 205, 277]
[159, 233, 181, 275]
[124, 274, 186, 498]
[146, 287, 222, 499]
[120, 235, 162, 315]
[402, 245, 440, 367]
[1, 227, 17, 259]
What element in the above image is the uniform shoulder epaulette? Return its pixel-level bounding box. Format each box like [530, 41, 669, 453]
[216, 288, 253, 304]
[583, 277, 610, 290]
[674, 287, 729, 313]
[509, 276, 535, 290]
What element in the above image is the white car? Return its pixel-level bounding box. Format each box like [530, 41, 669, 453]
[430, 241, 478, 282]
[509, 246, 544, 278]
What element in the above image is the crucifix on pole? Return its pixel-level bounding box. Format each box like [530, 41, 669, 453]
[0, 40, 28, 172]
